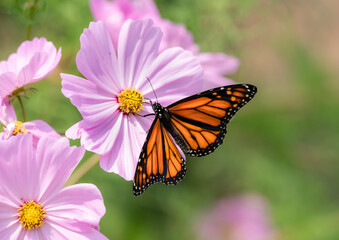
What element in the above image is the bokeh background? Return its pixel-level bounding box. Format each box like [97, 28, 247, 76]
[1, 0, 339, 239]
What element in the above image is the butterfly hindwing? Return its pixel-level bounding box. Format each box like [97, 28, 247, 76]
[133, 118, 186, 196]
[167, 84, 257, 156]
[161, 124, 186, 186]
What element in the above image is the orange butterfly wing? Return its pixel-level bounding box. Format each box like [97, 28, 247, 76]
[133, 84, 257, 196]
[167, 84, 257, 156]
[133, 118, 186, 196]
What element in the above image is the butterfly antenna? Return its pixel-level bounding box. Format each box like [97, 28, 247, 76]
[123, 97, 153, 106]
[146, 77, 158, 103]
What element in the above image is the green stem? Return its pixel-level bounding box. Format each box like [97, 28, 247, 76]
[57, 131, 65, 136]
[26, 0, 39, 40]
[64, 154, 100, 186]
[17, 96, 27, 122]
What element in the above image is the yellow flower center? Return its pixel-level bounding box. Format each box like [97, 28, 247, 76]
[118, 88, 144, 114]
[12, 121, 28, 136]
[17, 201, 46, 230]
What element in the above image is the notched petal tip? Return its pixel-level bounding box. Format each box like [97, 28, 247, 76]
[65, 122, 83, 140]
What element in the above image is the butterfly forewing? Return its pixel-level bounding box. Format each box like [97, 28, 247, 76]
[133, 119, 163, 196]
[167, 84, 257, 156]
[133, 118, 186, 196]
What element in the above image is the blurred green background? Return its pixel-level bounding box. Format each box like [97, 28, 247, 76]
[1, 0, 339, 239]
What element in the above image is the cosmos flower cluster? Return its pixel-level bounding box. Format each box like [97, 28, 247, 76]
[0, 0, 240, 238]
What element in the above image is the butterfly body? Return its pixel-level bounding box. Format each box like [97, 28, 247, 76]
[133, 84, 257, 196]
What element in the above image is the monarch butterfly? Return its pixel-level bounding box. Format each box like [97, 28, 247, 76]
[133, 84, 257, 196]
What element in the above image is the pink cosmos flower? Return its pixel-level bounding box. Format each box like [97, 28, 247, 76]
[0, 134, 108, 239]
[0, 97, 60, 145]
[90, 0, 239, 90]
[0, 37, 61, 100]
[197, 195, 278, 240]
[61, 19, 203, 180]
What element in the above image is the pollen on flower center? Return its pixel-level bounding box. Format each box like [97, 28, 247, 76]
[12, 121, 28, 136]
[118, 88, 144, 114]
[17, 201, 46, 230]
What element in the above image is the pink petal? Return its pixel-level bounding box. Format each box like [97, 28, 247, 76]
[35, 137, 85, 203]
[90, 0, 130, 48]
[39, 222, 108, 240]
[91, 0, 122, 22]
[132, 0, 161, 20]
[90, 0, 161, 48]
[0, 223, 22, 240]
[0, 59, 13, 74]
[0, 72, 17, 97]
[66, 111, 123, 155]
[61, 73, 117, 120]
[65, 122, 83, 140]
[100, 114, 151, 180]
[24, 120, 61, 148]
[80, 110, 122, 154]
[19, 229, 40, 239]
[0, 197, 20, 234]
[76, 21, 120, 95]
[0, 97, 16, 125]
[3, 122, 16, 140]
[1, 53, 20, 74]
[0, 134, 34, 203]
[82, 103, 119, 126]
[118, 19, 162, 87]
[0, 197, 18, 214]
[16, 37, 61, 85]
[17, 52, 46, 86]
[45, 184, 105, 231]
[24, 120, 60, 139]
[198, 52, 239, 76]
[158, 19, 199, 53]
[198, 53, 238, 90]
[61, 72, 123, 154]
[141, 47, 204, 106]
